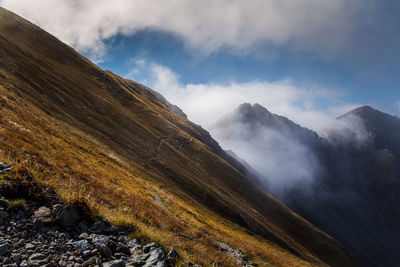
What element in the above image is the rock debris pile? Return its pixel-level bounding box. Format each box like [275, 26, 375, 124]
[0, 163, 181, 267]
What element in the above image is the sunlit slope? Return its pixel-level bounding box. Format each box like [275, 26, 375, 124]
[0, 7, 354, 266]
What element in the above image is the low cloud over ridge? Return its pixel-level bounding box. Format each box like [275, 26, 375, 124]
[128, 59, 362, 135]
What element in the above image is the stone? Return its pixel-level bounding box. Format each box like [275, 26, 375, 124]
[129, 254, 148, 265]
[25, 243, 35, 249]
[56, 205, 82, 227]
[143, 242, 160, 253]
[0, 162, 11, 170]
[34, 206, 53, 223]
[167, 248, 180, 262]
[33, 218, 44, 230]
[0, 242, 10, 256]
[51, 204, 63, 216]
[12, 253, 22, 264]
[78, 221, 89, 233]
[115, 242, 130, 255]
[28, 253, 47, 265]
[117, 236, 128, 243]
[89, 220, 109, 234]
[79, 232, 89, 240]
[72, 240, 91, 249]
[103, 260, 125, 267]
[144, 247, 165, 266]
[82, 257, 99, 267]
[97, 244, 112, 259]
[126, 239, 139, 248]
[92, 235, 110, 246]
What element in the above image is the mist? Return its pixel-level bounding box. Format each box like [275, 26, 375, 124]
[212, 110, 321, 196]
[126, 60, 373, 195]
[209, 103, 371, 197]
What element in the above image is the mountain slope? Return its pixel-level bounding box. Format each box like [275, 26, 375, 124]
[0, 7, 354, 266]
[218, 103, 400, 266]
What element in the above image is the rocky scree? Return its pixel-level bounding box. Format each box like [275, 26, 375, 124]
[0, 163, 181, 267]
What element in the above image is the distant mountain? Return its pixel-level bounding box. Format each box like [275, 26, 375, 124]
[0, 7, 354, 266]
[217, 103, 400, 266]
[339, 105, 400, 153]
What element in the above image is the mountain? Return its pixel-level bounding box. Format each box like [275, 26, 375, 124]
[0, 8, 354, 266]
[217, 103, 400, 266]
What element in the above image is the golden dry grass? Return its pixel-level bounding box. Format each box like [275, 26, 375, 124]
[0, 86, 315, 266]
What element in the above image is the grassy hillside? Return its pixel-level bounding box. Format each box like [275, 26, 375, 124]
[0, 7, 354, 266]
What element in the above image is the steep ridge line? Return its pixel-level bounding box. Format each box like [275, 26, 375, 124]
[0, 7, 354, 266]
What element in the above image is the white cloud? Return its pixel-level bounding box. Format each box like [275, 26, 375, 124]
[128, 61, 369, 193]
[396, 101, 400, 113]
[128, 59, 361, 135]
[1, 0, 389, 62]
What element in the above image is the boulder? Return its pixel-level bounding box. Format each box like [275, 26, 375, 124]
[56, 205, 82, 227]
[34, 206, 53, 223]
[143, 242, 160, 253]
[126, 239, 140, 248]
[144, 247, 165, 266]
[98, 244, 112, 259]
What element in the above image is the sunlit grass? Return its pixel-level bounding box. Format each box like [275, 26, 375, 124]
[0, 86, 317, 267]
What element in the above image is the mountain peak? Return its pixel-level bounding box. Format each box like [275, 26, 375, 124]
[340, 105, 380, 118]
[339, 105, 400, 152]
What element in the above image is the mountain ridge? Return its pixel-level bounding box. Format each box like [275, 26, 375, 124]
[0, 7, 354, 266]
[219, 102, 400, 266]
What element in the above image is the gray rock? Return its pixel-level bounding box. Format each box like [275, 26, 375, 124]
[144, 247, 165, 266]
[143, 242, 160, 253]
[129, 254, 148, 265]
[72, 240, 91, 249]
[78, 221, 89, 232]
[34, 206, 53, 223]
[103, 260, 125, 267]
[126, 239, 139, 248]
[57, 205, 81, 227]
[51, 204, 63, 216]
[82, 257, 100, 267]
[97, 244, 112, 259]
[25, 243, 35, 249]
[89, 220, 109, 233]
[167, 248, 180, 262]
[12, 253, 22, 264]
[143, 261, 165, 267]
[92, 235, 110, 246]
[28, 253, 47, 265]
[0, 162, 11, 170]
[79, 232, 89, 240]
[33, 218, 44, 230]
[0, 242, 10, 256]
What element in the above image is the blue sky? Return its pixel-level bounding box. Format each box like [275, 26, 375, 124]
[2, 0, 400, 132]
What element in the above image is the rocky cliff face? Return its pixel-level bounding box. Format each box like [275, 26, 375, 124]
[217, 103, 400, 266]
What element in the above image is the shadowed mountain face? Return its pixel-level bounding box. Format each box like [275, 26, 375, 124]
[216, 103, 400, 266]
[0, 8, 355, 266]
